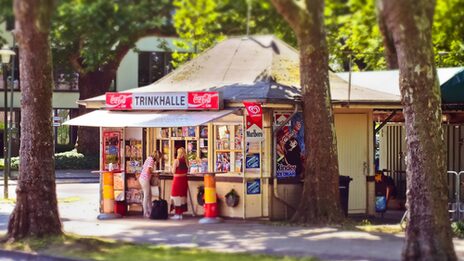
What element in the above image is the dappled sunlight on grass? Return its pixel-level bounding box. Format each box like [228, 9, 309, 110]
[356, 224, 404, 234]
[287, 228, 338, 237]
[305, 231, 382, 241]
[0, 234, 318, 261]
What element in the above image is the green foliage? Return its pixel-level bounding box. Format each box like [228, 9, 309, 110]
[434, 0, 464, 67]
[452, 221, 464, 238]
[359, 219, 372, 226]
[54, 149, 99, 169]
[172, 0, 295, 67]
[51, 0, 174, 73]
[327, 0, 386, 71]
[2, 234, 318, 261]
[4, 149, 98, 170]
[0, 0, 12, 45]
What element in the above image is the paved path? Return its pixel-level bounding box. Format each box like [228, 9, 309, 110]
[2, 183, 464, 261]
[0, 170, 98, 185]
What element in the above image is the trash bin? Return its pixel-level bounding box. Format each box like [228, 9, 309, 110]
[339, 175, 353, 217]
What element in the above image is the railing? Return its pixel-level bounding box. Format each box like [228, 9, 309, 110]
[401, 170, 464, 228]
[446, 171, 464, 221]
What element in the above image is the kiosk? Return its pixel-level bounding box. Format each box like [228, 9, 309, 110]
[66, 35, 403, 219]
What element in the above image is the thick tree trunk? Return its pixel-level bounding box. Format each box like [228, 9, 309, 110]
[272, 0, 344, 224]
[8, 0, 62, 239]
[377, 0, 456, 260]
[377, 14, 399, 69]
[75, 70, 114, 156]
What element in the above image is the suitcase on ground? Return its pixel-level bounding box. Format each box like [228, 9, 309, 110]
[150, 199, 168, 220]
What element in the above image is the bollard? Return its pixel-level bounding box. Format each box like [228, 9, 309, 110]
[96, 170, 122, 220]
[199, 173, 221, 224]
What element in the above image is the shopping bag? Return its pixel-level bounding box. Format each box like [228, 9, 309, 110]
[375, 196, 387, 212]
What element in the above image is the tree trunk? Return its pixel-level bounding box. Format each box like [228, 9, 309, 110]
[378, 14, 399, 69]
[377, 0, 456, 260]
[272, 0, 344, 224]
[75, 70, 115, 156]
[8, 0, 62, 239]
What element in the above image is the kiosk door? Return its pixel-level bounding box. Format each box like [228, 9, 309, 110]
[335, 113, 368, 213]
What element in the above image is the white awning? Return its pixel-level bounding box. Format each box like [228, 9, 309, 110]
[64, 109, 238, 127]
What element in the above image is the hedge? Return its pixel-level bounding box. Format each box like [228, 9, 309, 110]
[4, 149, 99, 170]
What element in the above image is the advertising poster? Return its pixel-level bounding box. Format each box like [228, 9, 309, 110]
[245, 153, 260, 169]
[274, 112, 305, 178]
[246, 179, 261, 195]
[103, 131, 121, 171]
[243, 102, 264, 142]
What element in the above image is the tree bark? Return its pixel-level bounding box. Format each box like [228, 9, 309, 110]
[377, 0, 456, 260]
[377, 13, 399, 69]
[272, 0, 344, 224]
[8, 0, 62, 239]
[75, 69, 115, 156]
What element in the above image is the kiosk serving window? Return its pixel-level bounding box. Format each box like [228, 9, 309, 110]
[155, 126, 209, 172]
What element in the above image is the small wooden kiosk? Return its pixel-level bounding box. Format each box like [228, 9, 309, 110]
[67, 35, 402, 219]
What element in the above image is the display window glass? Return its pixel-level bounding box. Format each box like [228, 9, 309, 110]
[155, 126, 209, 173]
[214, 124, 244, 173]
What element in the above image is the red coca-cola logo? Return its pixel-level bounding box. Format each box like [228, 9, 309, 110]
[188, 92, 219, 110]
[106, 93, 133, 110]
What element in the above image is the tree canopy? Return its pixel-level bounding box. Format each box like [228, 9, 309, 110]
[51, 0, 173, 75]
[173, 0, 463, 71]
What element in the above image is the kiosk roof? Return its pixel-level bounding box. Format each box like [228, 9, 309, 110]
[82, 35, 400, 107]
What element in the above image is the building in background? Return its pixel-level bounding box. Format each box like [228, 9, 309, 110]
[0, 22, 182, 157]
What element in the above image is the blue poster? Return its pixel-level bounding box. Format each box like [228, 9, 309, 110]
[246, 179, 261, 195]
[275, 112, 305, 178]
[246, 154, 260, 169]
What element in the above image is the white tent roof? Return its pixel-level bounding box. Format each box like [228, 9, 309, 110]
[64, 109, 237, 128]
[336, 67, 463, 96]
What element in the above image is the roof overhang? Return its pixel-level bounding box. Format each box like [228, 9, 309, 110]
[64, 109, 237, 128]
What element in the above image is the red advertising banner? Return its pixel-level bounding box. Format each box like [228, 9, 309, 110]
[105, 92, 221, 110]
[243, 102, 264, 142]
[187, 92, 220, 110]
[106, 92, 133, 110]
[243, 102, 263, 128]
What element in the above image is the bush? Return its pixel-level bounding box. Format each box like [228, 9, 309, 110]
[54, 150, 99, 169]
[452, 221, 464, 238]
[5, 149, 99, 170]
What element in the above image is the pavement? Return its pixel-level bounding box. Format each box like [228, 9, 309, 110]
[0, 170, 99, 185]
[1, 183, 464, 261]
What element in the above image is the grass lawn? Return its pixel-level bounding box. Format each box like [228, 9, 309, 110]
[1, 234, 318, 261]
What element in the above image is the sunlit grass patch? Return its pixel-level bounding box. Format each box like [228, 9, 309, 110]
[356, 223, 403, 234]
[1, 234, 318, 261]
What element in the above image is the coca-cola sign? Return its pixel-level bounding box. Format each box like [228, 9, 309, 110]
[188, 92, 220, 110]
[105, 92, 221, 111]
[106, 93, 133, 110]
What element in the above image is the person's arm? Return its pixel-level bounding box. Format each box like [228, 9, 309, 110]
[172, 159, 178, 174]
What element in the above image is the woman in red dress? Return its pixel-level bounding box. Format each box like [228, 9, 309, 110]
[170, 147, 189, 220]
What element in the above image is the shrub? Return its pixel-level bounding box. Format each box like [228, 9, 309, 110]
[452, 221, 464, 238]
[54, 150, 99, 169]
[4, 149, 99, 170]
